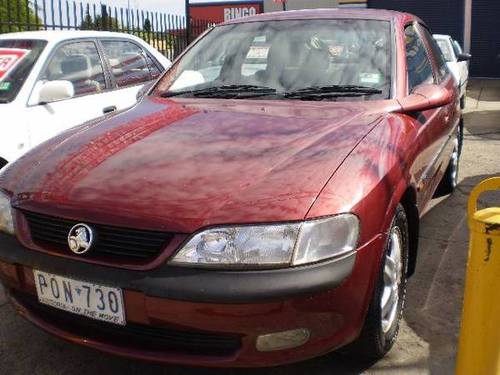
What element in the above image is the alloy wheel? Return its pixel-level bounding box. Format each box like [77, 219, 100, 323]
[450, 139, 460, 188]
[381, 226, 403, 334]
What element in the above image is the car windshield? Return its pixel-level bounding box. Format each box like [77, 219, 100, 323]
[452, 40, 463, 57]
[0, 39, 47, 104]
[156, 19, 392, 101]
[435, 39, 454, 62]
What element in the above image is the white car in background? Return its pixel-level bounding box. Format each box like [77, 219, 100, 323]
[434, 34, 471, 109]
[0, 31, 171, 168]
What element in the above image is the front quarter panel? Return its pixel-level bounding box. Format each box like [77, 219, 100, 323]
[307, 114, 417, 247]
[0, 103, 29, 163]
[305, 114, 418, 337]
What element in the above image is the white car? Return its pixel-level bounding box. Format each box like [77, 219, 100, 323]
[0, 31, 171, 168]
[434, 34, 471, 109]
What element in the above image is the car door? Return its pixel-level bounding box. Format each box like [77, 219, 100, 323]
[25, 39, 119, 148]
[98, 39, 160, 111]
[419, 26, 461, 172]
[404, 24, 456, 209]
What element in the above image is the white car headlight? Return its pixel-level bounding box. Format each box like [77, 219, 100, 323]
[0, 191, 15, 235]
[170, 214, 359, 268]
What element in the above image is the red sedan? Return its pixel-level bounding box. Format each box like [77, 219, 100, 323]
[0, 9, 461, 367]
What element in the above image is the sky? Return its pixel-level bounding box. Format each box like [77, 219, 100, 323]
[102, 0, 186, 16]
[102, 0, 248, 16]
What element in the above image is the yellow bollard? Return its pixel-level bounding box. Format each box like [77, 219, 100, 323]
[456, 177, 500, 375]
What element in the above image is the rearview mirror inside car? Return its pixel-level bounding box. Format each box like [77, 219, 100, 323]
[397, 84, 453, 113]
[457, 53, 472, 62]
[38, 80, 74, 104]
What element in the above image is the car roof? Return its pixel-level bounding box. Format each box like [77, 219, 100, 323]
[0, 30, 144, 43]
[221, 8, 418, 25]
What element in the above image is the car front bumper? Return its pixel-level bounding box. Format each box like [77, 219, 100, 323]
[0, 232, 383, 367]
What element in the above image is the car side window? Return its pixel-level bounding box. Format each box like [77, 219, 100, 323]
[405, 25, 434, 92]
[419, 26, 450, 82]
[101, 40, 152, 87]
[42, 41, 106, 96]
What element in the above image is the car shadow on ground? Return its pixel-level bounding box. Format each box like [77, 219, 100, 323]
[467, 79, 500, 103]
[463, 110, 500, 140]
[401, 174, 499, 375]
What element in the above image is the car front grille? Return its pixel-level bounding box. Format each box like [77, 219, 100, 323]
[14, 292, 242, 356]
[23, 210, 174, 261]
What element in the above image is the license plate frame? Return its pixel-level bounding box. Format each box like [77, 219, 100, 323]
[33, 270, 126, 326]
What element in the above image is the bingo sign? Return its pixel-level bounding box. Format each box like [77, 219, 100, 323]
[0, 48, 29, 82]
[190, 1, 263, 23]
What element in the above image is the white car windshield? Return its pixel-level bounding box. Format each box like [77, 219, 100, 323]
[156, 19, 392, 101]
[0, 39, 47, 103]
[435, 39, 454, 62]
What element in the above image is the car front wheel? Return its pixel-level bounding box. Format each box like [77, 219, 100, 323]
[346, 204, 409, 362]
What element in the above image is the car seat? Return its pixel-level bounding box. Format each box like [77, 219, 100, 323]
[60, 54, 102, 94]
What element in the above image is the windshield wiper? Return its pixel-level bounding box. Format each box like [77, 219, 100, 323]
[161, 85, 277, 99]
[161, 84, 382, 100]
[284, 85, 383, 99]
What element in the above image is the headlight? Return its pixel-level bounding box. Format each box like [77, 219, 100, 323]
[0, 191, 14, 235]
[170, 214, 359, 268]
[292, 215, 359, 265]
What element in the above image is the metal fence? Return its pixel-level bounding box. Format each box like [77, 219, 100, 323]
[0, 0, 214, 60]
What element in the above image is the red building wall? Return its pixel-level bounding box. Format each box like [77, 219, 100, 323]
[190, 1, 264, 23]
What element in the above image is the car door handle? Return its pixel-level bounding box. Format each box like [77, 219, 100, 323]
[103, 105, 117, 114]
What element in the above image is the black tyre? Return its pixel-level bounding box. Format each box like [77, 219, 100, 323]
[458, 116, 464, 156]
[345, 204, 409, 362]
[460, 95, 466, 109]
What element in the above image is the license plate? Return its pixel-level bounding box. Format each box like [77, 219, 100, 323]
[33, 270, 126, 326]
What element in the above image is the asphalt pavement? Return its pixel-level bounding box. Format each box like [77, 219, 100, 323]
[1, 79, 499, 375]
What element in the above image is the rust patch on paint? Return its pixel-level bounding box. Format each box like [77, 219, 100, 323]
[484, 238, 493, 262]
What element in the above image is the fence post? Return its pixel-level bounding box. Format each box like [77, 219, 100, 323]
[185, 0, 190, 44]
[456, 177, 500, 375]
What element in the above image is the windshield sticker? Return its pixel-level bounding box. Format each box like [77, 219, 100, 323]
[246, 46, 270, 59]
[359, 73, 382, 85]
[0, 48, 30, 82]
[0, 82, 11, 91]
[328, 45, 344, 57]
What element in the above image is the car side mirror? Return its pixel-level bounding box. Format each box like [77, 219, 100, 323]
[136, 81, 155, 101]
[398, 84, 453, 113]
[38, 80, 74, 104]
[457, 53, 472, 62]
